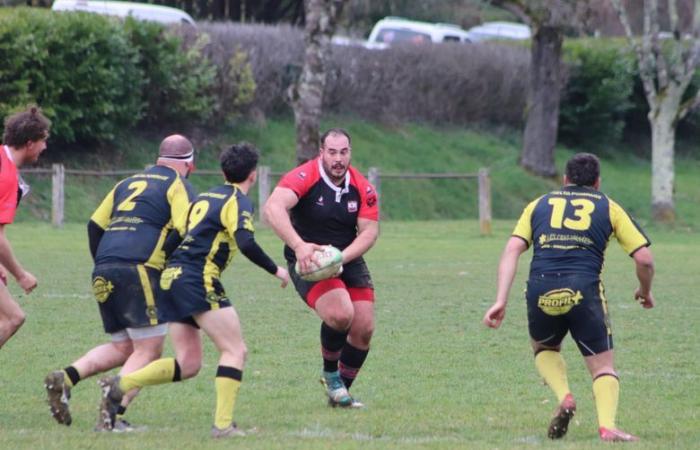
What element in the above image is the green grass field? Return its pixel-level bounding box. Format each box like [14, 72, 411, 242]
[1, 221, 697, 449]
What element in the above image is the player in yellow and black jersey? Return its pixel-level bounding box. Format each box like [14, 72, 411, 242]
[44, 135, 198, 430]
[483, 153, 656, 442]
[161, 181, 259, 310]
[97, 142, 289, 438]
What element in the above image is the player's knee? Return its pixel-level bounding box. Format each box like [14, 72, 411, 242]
[139, 345, 164, 362]
[325, 308, 354, 331]
[328, 315, 352, 331]
[240, 342, 248, 362]
[113, 340, 134, 358]
[177, 345, 203, 379]
[179, 355, 202, 379]
[358, 325, 375, 346]
[350, 323, 374, 347]
[8, 309, 26, 332]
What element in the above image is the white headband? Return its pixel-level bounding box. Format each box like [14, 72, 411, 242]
[159, 149, 194, 163]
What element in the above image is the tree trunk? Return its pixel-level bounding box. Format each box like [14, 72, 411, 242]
[649, 94, 680, 222]
[291, 0, 343, 165]
[212, 0, 225, 19]
[520, 25, 562, 178]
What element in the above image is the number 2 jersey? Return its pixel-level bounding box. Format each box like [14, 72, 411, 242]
[90, 165, 195, 269]
[512, 185, 650, 277]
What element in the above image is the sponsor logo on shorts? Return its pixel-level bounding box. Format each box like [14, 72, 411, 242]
[206, 290, 228, 306]
[538, 288, 583, 315]
[160, 266, 183, 290]
[92, 276, 114, 303]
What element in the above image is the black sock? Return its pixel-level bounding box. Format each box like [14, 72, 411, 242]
[64, 366, 81, 387]
[117, 405, 127, 416]
[321, 323, 347, 373]
[339, 343, 369, 389]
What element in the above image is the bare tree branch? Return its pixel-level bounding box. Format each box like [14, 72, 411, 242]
[668, 0, 679, 34]
[684, 1, 700, 74]
[489, 0, 532, 26]
[611, 0, 658, 105]
[678, 87, 700, 119]
[648, 0, 670, 90]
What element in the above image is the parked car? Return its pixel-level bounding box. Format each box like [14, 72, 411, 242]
[467, 21, 531, 42]
[51, 0, 196, 26]
[366, 16, 472, 47]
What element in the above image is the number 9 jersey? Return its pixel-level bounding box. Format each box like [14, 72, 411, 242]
[512, 185, 650, 278]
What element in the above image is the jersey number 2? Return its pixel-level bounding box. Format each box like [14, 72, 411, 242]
[547, 198, 595, 231]
[116, 181, 148, 211]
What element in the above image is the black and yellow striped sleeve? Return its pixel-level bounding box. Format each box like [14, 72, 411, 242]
[609, 198, 650, 255]
[220, 195, 240, 238]
[222, 193, 254, 239]
[90, 185, 119, 229]
[511, 196, 541, 247]
[167, 176, 194, 237]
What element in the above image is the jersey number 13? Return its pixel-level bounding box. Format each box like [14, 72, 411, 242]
[547, 198, 596, 231]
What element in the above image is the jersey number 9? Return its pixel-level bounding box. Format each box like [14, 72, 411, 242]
[187, 200, 210, 231]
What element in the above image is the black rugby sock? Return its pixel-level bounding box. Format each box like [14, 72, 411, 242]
[339, 342, 369, 389]
[64, 366, 81, 387]
[321, 323, 347, 373]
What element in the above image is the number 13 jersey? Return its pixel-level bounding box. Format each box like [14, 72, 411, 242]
[512, 185, 650, 277]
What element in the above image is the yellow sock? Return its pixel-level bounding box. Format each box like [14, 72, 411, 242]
[120, 357, 177, 392]
[593, 374, 619, 429]
[534, 350, 570, 402]
[214, 367, 242, 430]
[62, 371, 74, 388]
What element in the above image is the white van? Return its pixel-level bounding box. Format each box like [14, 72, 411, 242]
[467, 21, 531, 42]
[367, 17, 471, 48]
[51, 0, 196, 26]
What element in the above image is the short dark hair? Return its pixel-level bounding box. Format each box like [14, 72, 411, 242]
[320, 128, 351, 147]
[3, 106, 51, 148]
[565, 153, 600, 187]
[220, 142, 259, 183]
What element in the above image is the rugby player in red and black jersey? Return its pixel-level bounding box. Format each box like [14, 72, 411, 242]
[483, 153, 656, 442]
[0, 107, 50, 349]
[264, 128, 379, 408]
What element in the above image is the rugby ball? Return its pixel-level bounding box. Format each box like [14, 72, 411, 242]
[295, 245, 343, 282]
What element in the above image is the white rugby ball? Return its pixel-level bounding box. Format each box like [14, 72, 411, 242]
[295, 245, 343, 282]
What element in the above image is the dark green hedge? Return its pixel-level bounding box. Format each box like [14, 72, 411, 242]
[559, 38, 635, 150]
[0, 8, 216, 145]
[559, 37, 700, 151]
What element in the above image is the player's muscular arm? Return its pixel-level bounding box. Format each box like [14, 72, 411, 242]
[263, 187, 303, 249]
[87, 220, 105, 260]
[263, 187, 323, 271]
[483, 237, 528, 328]
[0, 224, 36, 293]
[0, 224, 25, 280]
[341, 218, 378, 264]
[631, 246, 655, 308]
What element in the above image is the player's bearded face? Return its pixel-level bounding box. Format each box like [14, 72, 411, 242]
[320, 135, 351, 184]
